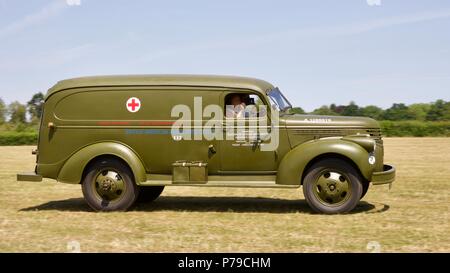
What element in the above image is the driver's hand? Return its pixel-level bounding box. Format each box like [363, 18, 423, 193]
[236, 103, 245, 111]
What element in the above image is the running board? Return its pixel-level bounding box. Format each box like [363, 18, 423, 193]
[140, 174, 299, 188]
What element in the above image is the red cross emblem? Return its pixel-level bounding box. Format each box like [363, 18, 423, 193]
[126, 97, 141, 113]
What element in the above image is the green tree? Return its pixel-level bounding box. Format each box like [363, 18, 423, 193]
[8, 101, 27, 124]
[360, 105, 383, 120]
[329, 104, 346, 115]
[0, 97, 6, 124]
[311, 105, 338, 116]
[329, 103, 339, 114]
[382, 103, 414, 120]
[341, 101, 361, 116]
[408, 103, 431, 121]
[290, 107, 306, 114]
[426, 100, 450, 121]
[27, 92, 45, 123]
[444, 101, 450, 120]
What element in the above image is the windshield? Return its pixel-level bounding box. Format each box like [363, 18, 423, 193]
[267, 87, 292, 112]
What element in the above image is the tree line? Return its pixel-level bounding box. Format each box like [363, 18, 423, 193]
[291, 100, 450, 121]
[0, 93, 449, 127]
[0, 93, 44, 130]
[0, 93, 448, 143]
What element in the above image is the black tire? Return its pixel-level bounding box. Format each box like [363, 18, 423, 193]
[360, 181, 370, 200]
[81, 157, 139, 211]
[136, 186, 165, 203]
[302, 158, 363, 214]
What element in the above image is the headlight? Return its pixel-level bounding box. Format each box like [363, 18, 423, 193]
[368, 155, 376, 165]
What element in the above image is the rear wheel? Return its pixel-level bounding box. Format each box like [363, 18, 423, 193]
[82, 157, 139, 211]
[137, 186, 165, 203]
[303, 158, 363, 214]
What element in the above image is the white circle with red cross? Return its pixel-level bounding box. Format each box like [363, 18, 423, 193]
[126, 97, 141, 113]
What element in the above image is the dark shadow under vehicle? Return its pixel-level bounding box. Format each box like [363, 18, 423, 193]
[20, 196, 390, 214]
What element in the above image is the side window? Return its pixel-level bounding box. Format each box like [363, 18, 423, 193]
[224, 93, 267, 119]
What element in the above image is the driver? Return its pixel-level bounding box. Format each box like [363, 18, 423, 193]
[226, 94, 246, 118]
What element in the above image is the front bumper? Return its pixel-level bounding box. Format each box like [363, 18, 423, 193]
[371, 164, 395, 185]
[17, 172, 42, 182]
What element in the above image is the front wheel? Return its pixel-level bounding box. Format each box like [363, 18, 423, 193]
[360, 181, 370, 200]
[302, 158, 363, 214]
[82, 158, 139, 211]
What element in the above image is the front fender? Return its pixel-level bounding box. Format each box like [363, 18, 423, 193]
[276, 138, 374, 185]
[57, 142, 147, 184]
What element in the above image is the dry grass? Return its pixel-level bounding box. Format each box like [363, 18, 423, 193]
[0, 138, 449, 252]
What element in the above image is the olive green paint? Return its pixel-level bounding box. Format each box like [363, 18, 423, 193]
[18, 74, 395, 189]
[276, 138, 374, 185]
[58, 142, 147, 184]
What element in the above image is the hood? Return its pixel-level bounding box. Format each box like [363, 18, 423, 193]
[282, 114, 380, 129]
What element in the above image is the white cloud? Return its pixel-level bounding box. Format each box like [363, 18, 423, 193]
[338, 9, 450, 35]
[137, 9, 450, 64]
[0, 43, 95, 71]
[259, 9, 450, 41]
[0, 0, 69, 38]
[39, 43, 95, 66]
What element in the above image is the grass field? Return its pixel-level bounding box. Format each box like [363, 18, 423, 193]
[0, 138, 449, 252]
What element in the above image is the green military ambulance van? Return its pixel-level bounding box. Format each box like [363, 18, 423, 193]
[18, 75, 395, 214]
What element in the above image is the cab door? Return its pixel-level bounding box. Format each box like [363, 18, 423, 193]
[219, 91, 277, 172]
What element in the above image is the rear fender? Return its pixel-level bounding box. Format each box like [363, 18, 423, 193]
[57, 142, 147, 184]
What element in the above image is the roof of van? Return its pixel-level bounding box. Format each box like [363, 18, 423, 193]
[46, 74, 275, 99]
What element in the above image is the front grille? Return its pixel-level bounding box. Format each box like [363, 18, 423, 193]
[290, 128, 384, 144]
[291, 129, 345, 136]
[366, 128, 381, 136]
[366, 128, 383, 144]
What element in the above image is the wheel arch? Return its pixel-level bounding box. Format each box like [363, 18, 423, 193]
[276, 138, 374, 185]
[300, 153, 367, 185]
[57, 142, 147, 185]
[81, 154, 135, 184]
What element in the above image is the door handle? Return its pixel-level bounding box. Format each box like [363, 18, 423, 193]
[208, 144, 217, 154]
[48, 122, 55, 129]
[250, 139, 262, 144]
[251, 138, 262, 148]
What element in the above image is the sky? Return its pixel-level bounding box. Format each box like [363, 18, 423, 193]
[0, 0, 449, 112]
